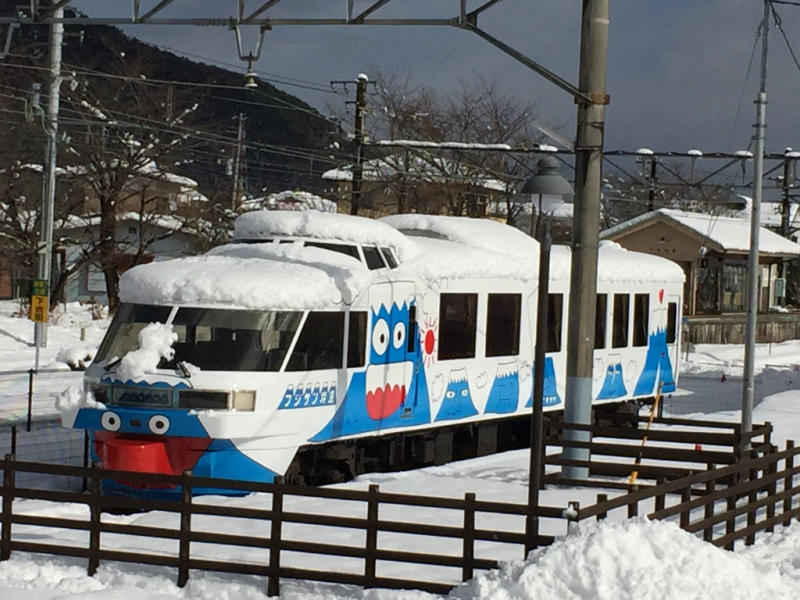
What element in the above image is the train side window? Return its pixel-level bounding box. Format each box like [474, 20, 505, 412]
[438, 293, 477, 359]
[486, 293, 521, 357]
[667, 302, 678, 344]
[304, 241, 360, 260]
[347, 312, 367, 367]
[633, 293, 649, 347]
[595, 294, 607, 349]
[362, 246, 386, 270]
[612, 294, 630, 348]
[546, 293, 563, 353]
[286, 312, 344, 371]
[379, 247, 398, 269]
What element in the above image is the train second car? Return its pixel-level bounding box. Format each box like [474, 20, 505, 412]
[61, 211, 684, 496]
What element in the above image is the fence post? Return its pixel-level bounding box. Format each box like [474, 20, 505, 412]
[82, 431, 90, 492]
[627, 485, 639, 518]
[704, 465, 715, 542]
[267, 476, 284, 598]
[565, 501, 580, 534]
[1, 454, 15, 561]
[462, 492, 476, 581]
[679, 487, 691, 530]
[177, 470, 192, 588]
[87, 462, 101, 576]
[364, 484, 379, 587]
[784, 440, 795, 527]
[655, 477, 665, 513]
[766, 453, 778, 533]
[26, 369, 34, 432]
[596, 493, 608, 521]
[9, 426, 15, 456]
[725, 495, 736, 551]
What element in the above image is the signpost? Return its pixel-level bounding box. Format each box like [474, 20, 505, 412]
[30, 278, 49, 376]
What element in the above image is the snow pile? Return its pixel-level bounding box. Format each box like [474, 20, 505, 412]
[452, 518, 792, 600]
[233, 209, 409, 256]
[381, 213, 539, 259]
[120, 243, 374, 309]
[55, 344, 95, 370]
[115, 323, 177, 382]
[240, 190, 337, 213]
[55, 385, 104, 428]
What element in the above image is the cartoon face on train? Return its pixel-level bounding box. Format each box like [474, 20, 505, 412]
[366, 300, 416, 420]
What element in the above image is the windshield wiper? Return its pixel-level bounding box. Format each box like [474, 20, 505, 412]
[104, 357, 122, 372]
[177, 360, 191, 378]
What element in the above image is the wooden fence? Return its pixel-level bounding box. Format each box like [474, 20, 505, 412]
[0, 455, 571, 596]
[575, 440, 800, 550]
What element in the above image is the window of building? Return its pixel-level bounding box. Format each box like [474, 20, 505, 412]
[86, 264, 106, 293]
[546, 293, 563, 353]
[438, 293, 477, 359]
[347, 312, 367, 367]
[612, 294, 630, 348]
[633, 293, 650, 347]
[486, 293, 521, 357]
[667, 302, 678, 344]
[595, 294, 607, 349]
[286, 312, 344, 371]
[362, 246, 386, 270]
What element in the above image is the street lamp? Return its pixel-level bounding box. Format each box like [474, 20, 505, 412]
[520, 155, 574, 238]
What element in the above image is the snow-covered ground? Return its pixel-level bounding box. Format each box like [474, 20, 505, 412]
[1, 300, 800, 599]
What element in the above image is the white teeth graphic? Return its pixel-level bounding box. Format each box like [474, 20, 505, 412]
[367, 361, 413, 396]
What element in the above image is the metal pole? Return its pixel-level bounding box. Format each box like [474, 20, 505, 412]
[742, 0, 770, 455]
[231, 112, 245, 211]
[33, 8, 63, 355]
[526, 222, 550, 553]
[563, 0, 609, 478]
[350, 73, 367, 215]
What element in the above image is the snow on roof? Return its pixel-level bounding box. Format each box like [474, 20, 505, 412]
[233, 209, 410, 255]
[120, 243, 373, 310]
[322, 153, 507, 192]
[381, 214, 539, 258]
[240, 190, 337, 213]
[60, 212, 210, 237]
[601, 208, 800, 256]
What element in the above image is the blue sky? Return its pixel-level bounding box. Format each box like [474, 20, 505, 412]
[71, 1, 800, 155]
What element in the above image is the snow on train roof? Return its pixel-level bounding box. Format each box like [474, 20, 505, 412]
[119, 243, 373, 310]
[233, 209, 409, 255]
[381, 213, 539, 257]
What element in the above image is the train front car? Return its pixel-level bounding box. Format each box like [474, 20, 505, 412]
[63, 211, 407, 496]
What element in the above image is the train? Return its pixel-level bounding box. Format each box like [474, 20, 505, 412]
[60, 210, 685, 496]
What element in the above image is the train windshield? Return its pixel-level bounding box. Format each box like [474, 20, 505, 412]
[95, 303, 303, 372]
[165, 308, 302, 371]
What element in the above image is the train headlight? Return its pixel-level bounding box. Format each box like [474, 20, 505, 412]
[100, 411, 121, 431]
[232, 390, 256, 411]
[148, 415, 170, 435]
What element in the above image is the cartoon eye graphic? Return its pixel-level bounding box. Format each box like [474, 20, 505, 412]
[148, 415, 170, 435]
[372, 318, 389, 356]
[446, 390, 455, 399]
[461, 389, 469, 397]
[393, 321, 406, 349]
[101, 411, 121, 432]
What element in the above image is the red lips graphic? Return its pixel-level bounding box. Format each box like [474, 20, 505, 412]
[366, 384, 406, 420]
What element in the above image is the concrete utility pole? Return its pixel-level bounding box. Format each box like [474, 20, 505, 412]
[742, 0, 770, 455]
[647, 157, 657, 212]
[562, 0, 609, 478]
[231, 112, 246, 211]
[780, 149, 795, 287]
[33, 6, 63, 362]
[350, 73, 368, 215]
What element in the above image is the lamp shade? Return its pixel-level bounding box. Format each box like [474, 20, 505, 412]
[520, 155, 574, 196]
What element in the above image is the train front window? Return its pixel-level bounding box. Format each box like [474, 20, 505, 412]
[94, 303, 172, 363]
[164, 308, 302, 371]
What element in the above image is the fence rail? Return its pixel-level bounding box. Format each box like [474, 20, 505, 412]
[0, 455, 571, 595]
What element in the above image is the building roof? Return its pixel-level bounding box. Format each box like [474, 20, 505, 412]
[601, 208, 800, 257]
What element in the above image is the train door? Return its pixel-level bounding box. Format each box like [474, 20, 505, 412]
[367, 282, 417, 430]
[666, 295, 681, 383]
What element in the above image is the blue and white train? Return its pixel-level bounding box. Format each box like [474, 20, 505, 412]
[62, 211, 685, 495]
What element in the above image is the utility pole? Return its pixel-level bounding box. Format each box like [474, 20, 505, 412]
[33, 7, 63, 365]
[231, 112, 246, 211]
[647, 157, 657, 212]
[741, 0, 770, 455]
[781, 148, 794, 282]
[562, 0, 609, 479]
[351, 73, 368, 215]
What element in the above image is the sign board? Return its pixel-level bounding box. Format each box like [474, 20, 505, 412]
[32, 279, 49, 297]
[30, 295, 48, 323]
